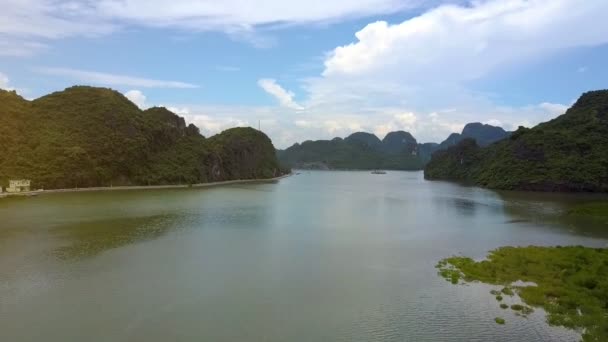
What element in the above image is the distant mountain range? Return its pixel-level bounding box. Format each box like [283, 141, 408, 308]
[0, 86, 284, 189]
[425, 90, 608, 192]
[278, 123, 510, 170]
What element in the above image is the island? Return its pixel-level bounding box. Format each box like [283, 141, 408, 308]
[0, 86, 288, 190]
[424, 90, 608, 193]
[277, 123, 510, 170]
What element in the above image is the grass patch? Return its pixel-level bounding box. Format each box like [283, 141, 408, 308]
[437, 246, 608, 341]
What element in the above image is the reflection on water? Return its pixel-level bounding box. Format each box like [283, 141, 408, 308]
[51, 214, 178, 260]
[0, 171, 606, 342]
[496, 190, 608, 238]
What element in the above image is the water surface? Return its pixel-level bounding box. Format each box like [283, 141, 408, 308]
[1, 171, 606, 341]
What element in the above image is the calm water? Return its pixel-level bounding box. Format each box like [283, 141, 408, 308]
[1, 171, 607, 342]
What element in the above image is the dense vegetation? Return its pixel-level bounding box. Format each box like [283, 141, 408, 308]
[437, 246, 608, 341]
[278, 123, 508, 170]
[425, 90, 608, 192]
[0, 86, 284, 189]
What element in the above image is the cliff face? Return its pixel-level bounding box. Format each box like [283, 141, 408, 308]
[437, 123, 510, 150]
[424, 90, 608, 192]
[206, 127, 281, 181]
[0, 86, 283, 189]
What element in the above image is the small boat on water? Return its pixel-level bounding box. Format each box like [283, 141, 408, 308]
[371, 170, 387, 174]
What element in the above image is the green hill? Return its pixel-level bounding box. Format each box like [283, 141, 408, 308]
[437, 122, 511, 150]
[424, 90, 608, 192]
[277, 122, 510, 170]
[277, 131, 424, 170]
[0, 86, 283, 189]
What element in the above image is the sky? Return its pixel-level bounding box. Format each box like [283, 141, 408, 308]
[2, 0, 608, 148]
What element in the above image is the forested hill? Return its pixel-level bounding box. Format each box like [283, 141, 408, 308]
[424, 90, 608, 192]
[277, 130, 424, 170]
[277, 123, 510, 170]
[437, 122, 510, 150]
[0, 86, 284, 190]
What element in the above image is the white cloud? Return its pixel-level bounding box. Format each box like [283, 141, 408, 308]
[538, 102, 568, 116]
[124, 90, 147, 108]
[167, 105, 252, 137]
[0, 72, 11, 90]
[0, 0, 421, 54]
[484, 119, 503, 127]
[258, 79, 304, 110]
[269, 0, 606, 145]
[0, 0, 116, 56]
[323, 0, 608, 81]
[35, 67, 199, 88]
[94, 0, 414, 29]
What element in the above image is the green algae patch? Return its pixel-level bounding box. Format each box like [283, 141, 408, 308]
[436, 246, 608, 342]
[495, 317, 506, 325]
[500, 303, 509, 309]
[511, 304, 524, 311]
[501, 287, 514, 296]
[496, 295, 503, 301]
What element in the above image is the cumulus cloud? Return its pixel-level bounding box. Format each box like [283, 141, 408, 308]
[258, 79, 304, 110]
[323, 0, 608, 80]
[0, 72, 11, 90]
[35, 67, 199, 88]
[273, 0, 605, 144]
[124, 90, 147, 108]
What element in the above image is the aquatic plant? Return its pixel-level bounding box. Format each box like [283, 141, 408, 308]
[437, 246, 608, 341]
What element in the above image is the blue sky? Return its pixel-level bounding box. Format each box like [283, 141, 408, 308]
[2, 0, 608, 148]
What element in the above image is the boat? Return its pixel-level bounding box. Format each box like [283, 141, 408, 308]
[371, 170, 387, 174]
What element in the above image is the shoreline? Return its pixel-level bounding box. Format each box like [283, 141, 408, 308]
[0, 173, 292, 198]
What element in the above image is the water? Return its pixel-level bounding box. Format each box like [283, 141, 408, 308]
[1, 171, 606, 341]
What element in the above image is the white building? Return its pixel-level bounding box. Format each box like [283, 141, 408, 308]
[7, 180, 31, 193]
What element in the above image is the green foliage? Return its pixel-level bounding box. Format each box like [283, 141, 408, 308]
[500, 303, 509, 309]
[495, 317, 506, 325]
[425, 90, 608, 192]
[496, 295, 503, 301]
[437, 246, 608, 341]
[0, 86, 283, 189]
